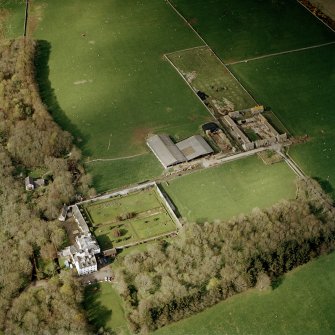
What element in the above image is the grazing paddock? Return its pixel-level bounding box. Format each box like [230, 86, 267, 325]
[154, 251, 335, 335]
[166, 46, 255, 112]
[82, 186, 177, 249]
[163, 155, 296, 222]
[229, 44, 335, 198]
[169, 0, 334, 62]
[20, 0, 216, 192]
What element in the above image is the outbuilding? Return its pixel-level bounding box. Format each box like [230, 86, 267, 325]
[146, 134, 186, 168]
[176, 135, 214, 161]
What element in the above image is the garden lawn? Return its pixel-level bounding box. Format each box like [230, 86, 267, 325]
[229, 44, 335, 198]
[166, 46, 255, 111]
[170, 0, 335, 62]
[83, 187, 176, 249]
[85, 189, 161, 226]
[154, 251, 335, 335]
[164, 155, 296, 222]
[84, 283, 129, 335]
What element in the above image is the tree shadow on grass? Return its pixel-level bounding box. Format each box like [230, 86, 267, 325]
[34, 40, 91, 155]
[83, 283, 113, 333]
[313, 177, 335, 201]
[271, 275, 284, 290]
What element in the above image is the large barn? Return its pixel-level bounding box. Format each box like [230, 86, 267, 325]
[147, 134, 213, 168]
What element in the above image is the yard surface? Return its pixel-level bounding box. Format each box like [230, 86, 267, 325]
[166, 46, 255, 111]
[83, 187, 176, 249]
[154, 251, 335, 335]
[84, 283, 129, 335]
[163, 155, 296, 222]
[170, 0, 334, 62]
[229, 44, 335, 198]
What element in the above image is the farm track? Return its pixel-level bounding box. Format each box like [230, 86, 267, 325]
[225, 40, 335, 65]
[86, 152, 148, 164]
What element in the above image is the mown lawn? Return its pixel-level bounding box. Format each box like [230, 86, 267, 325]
[170, 0, 335, 62]
[154, 251, 335, 335]
[84, 187, 176, 249]
[84, 283, 129, 334]
[229, 44, 335, 198]
[163, 155, 296, 222]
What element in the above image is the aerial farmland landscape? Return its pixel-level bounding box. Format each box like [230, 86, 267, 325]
[0, 0, 334, 334]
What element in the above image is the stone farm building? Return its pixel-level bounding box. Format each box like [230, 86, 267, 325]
[147, 134, 213, 168]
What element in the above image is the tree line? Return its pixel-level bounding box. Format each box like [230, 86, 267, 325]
[0, 38, 94, 334]
[115, 178, 335, 333]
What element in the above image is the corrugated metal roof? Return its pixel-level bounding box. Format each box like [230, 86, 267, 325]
[147, 134, 186, 168]
[176, 135, 213, 161]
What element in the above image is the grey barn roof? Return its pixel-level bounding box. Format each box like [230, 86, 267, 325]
[176, 135, 213, 161]
[147, 134, 186, 168]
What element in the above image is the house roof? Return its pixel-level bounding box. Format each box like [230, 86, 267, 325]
[147, 134, 186, 168]
[176, 135, 213, 161]
[202, 122, 220, 133]
[25, 176, 34, 186]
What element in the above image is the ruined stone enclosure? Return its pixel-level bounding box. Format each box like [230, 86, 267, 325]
[221, 106, 288, 151]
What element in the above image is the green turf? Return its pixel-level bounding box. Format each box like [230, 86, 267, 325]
[84, 282, 129, 334]
[170, 0, 335, 62]
[154, 251, 335, 335]
[85, 153, 163, 193]
[86, 190, 161, 225]
[229, 44, 335, 198]
[83, 187, 177, 249]
[166, 46, 255, 111]
[163, 155, 296, 222]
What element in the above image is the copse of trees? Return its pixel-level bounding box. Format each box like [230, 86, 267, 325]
[115, 178, 335, 333]
[5, 271, 90, 335]
[0, 38, 94, 333]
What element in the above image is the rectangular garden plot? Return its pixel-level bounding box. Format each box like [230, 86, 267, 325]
[80, 184, 178, 250]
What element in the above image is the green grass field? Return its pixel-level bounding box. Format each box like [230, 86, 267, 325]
[85, 153, 163, 193]
[164, 155, 296, 222]
[154, 251, 335, 335]
[84, 283, 129, 334]
[83, 187, 176, 249]
[14, 0, 217, 191]
[229, 44, 335, 198]
[166, 46, 255, 111]
[170, 0, 335, 62]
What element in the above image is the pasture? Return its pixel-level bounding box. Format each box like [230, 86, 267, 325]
[229, 44, 335, 198]
[166, 46, 255, 112]
[163, 155, 296, 222]
[82, 187, 176, 249]
[154, 251, 335, 335]
[170, 0, 335, 62]
[24, 0, 215, 191]
[85, 153, 163, 193]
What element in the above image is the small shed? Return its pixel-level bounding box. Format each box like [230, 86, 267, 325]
[35, 178, 45, 187]
[58, 204, 68, 222]
[25, 176, 35, 191]
[202, 122, 220, 133]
